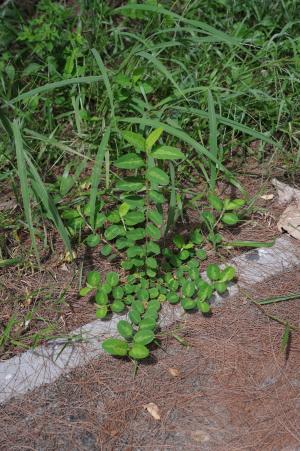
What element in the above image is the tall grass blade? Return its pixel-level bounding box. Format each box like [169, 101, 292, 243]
[89, 127, 111, 229]
[112, 4, 242, 47]
[91, 48, 115, 122]
[8, 75, 102, 104]
[208, 90, 218, 190]
[24, 154, 72, 252]
[11, 120, 39, 261]
[165, 162, 176, 235]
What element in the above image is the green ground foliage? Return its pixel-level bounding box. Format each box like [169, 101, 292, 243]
[0, 0, 299, 359]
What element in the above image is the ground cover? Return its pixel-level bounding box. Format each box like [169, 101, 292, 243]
[0, 1, 299, 361]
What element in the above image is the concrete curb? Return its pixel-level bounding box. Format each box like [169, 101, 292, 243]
[1, 236, 300, 404]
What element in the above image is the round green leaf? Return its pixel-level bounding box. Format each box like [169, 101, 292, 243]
[127, 228, 146, 241]
[181, 298, 197, 310]
[220, 266, 236, 282]
[87, 271, 100, 287]
[206, 263, 221, 281]
[106, 271, 119, 287]
[137, 289, 149, 302]
[112, 286, 124, 300]
[182, 281, 195, 298]
[117, 320, 134, 339]
[148, 209, 163, 226]
[104, 225, 125, 240]
[146, 223, 161, 240]
[214, 281, 228, 294]
[167, 293, 179, 304]
[197, 300, 211, 314]
[221, 212, 239, 226]
[102, 338, 129, 356]
[125, 211, 145, 226]
[129, 310, 141, 325]
[95, 290, 108, 305]
[147, 299, 161, 311]
[79, 286, 92, 297]
[132, 301, 145, 314]
[111, 300, 125, 313]
[139, 318, 156, 330]
[96, 305, 108, 319]
[85, 234, 100, 247]
[133, 329, 155, 345]
[129, 344, 149, 360]
[101, 244, 112, 256]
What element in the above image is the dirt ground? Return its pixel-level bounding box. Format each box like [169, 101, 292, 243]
[1, 268, 299, 451]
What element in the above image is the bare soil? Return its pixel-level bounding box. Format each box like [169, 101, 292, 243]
[0, 269, 299, 450]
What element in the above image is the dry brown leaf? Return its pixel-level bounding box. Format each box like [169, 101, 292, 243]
[260, 194, 274, 200]
[143, 402, 161, 420]
[168, 367, 180, 377]
[277, 203, 300, 241]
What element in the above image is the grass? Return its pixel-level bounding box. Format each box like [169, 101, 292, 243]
[0, 0, 299, 355]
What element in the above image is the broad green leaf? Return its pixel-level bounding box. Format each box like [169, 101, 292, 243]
[87, 271, 100, 287]
[197, 301, 211, 314]
[119, 202, 130, 218]
[112, 286, 124, 299]
[117, 320, 133, 339]
[129, 310, 141, 325]
[101, 244, 112, 256]
[125, 211, 145, 226]
[148, 209, 163, 226]
[206, 264, 221, 281]
[95, 290, 108, 305]
[208, 193, 223, 212]
[116, 177, 144, 192]
[221, 212, 239, 225]
[60, 175, 74, 196]
[182, 281, 195, 297]
[129, 344, 149, 360]
[127, 228, 146, 241]
[145, 127, 163, 151]
[146, 241, 160, 255]
[79, 286, 92, 297]
[104, 224, 126, 240]
[146, 167, 169, 186]
[102, 338, 128, 356]
[151, 146, 184, 160]
[139, 318, 156, 330]
[181, 298, 196, 310]
[146, 257, 158, 269]
[220, 266, 236, 282]
[85, 234, 101, 247]
[96, 306, 108, 319]
[111, 300, 125, 313]
[224, 198, 245, 210]
[149, 190, 166, 204]
[114, 153, 145, 169]
[146, 223, 161, 240]
[122, 131, 146, 150]
[106, 271, 119, 287]
[133, 329, 155, 345]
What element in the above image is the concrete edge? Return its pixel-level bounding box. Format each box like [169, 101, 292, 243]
[1, 236, 300, 404]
